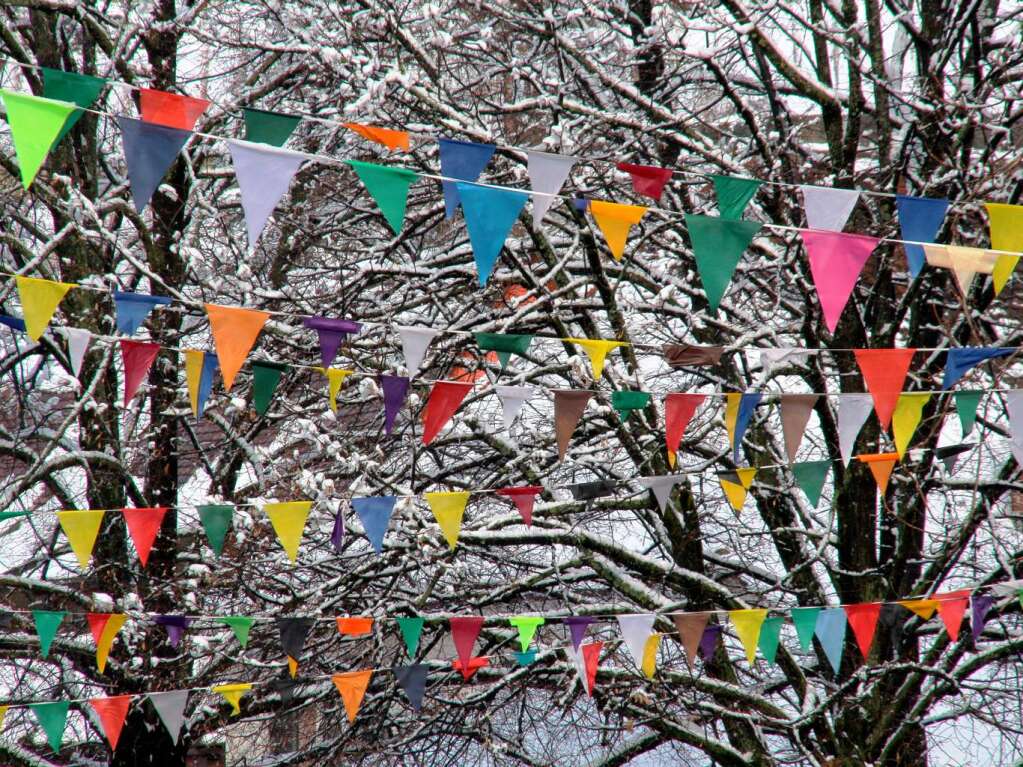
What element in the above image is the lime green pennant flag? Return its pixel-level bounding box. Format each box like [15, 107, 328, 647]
[791, 460, 831, 508]
[197, 504, 233, 556]
[219, 616, 254, 648]
[396, 616, 425, 658]
[1, 90, 78, 188]
[41, 67, 106, 146]
[758, 616, 784, 664]
[31, 701, 70, 753]
[475, 333, 533, 369]
[711, 174, 763, 220]
[348, 160, 418, 235]
[685, 214, 762, 311]
[252, 361, 287, 415]
[243, 107, 301, 147]
[955, 390, 982, 436]
[509, 616, 545, 652]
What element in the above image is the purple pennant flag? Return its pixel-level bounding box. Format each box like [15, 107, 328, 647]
[155, 615, 191, 648]
[563, 616, 593, 651]
[698, 624, 722, 659]
[379, 375, 410, 434]
[971, 595, 995, 644]
[330, 509, 345, 553]
[303, 317, 362, 368]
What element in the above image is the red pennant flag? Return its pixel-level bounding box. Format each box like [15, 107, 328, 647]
[935, 589, 971, 641]
[452, 656, 489, 680]
[139, 88, 210, 130]
[853, 349, 916, 429]
[582, 640, 603, 696]
[617, 162, 674, 201]
[422, 381, 473, 445]
[496, 486, 543, 526]
[121, 507, 167, 567]
[665, 393, 705, 467]
[119, 340, 160, 407]
[844, 602, 881, 659]
[450, 616, 484, 669]
[858, 452, 899, 495]
[89, 695, 132, 749]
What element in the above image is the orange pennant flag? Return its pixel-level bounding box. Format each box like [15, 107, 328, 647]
[898, 599, 939, 620]
[589, 200, 647, 260]
[89, 695, 131, 750]
[858, 452, 899, 495]
[332, 669, 373, 723]
[205, 304, 269, 392]
[345, 123, 409, 152]
[935, 589, 971, 641]
[337, 617, 374, 636]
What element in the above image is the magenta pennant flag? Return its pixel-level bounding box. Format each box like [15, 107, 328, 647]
[303, 317, 361, 368]
[379, 375, 410, 435]
[564, 616, 593, 650]
[801, 231, 879, 333]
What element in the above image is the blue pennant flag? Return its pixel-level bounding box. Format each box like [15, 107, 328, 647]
[352, 496, 397, 555]
[457, 182, 529, 286]
[0, 315, 26, 333]
[439, 138, 496, 218]
[117, 117, 192, 212]
[733, 393, 763, 462]
[896, 195, 950, 278]
[943, 347, 1014, 390]
[197, 353, 219, 418]
[814, 607, 847, 674]
[114, 291, 172, 335]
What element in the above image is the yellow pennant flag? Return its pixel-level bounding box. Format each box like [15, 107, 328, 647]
[317, 368, 353, 413]
[892, 393, 931, 458]
[264, 501, 312, 563]
[898, 599, 939, 620]
[15, 276, 74, 341]
[589, 200, 647, 260]
[986, 202, 1023, 295]
[640, 634, 662, 679]
[724, 393, 741, 451]
[88, 613, 126, 673]
[56, 509, 105, 569]
[205, 304, 269, 392]
[184, 349, 204, 416]
[287, 656, 299, 678]
[212, 683, 252, 716]
[719, 468, 756, 514]
[0, 705, 7, 731]
[730, 608, 767, 664]
[424, 491, 470, 550]
[923, 245, 998, 294]
[564, 338, 626, 380]
[332, 669, 373, 723]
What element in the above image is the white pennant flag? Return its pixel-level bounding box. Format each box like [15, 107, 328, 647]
[397, 326, 441, 376]
[800, 186, 861, 232]
[60, 327, 91, 377]
[759, 348, 808, 377]
[148, 690, 189, 745]
[494, 385, 536, 431]
[838, 393, 874, 466]
[1005, 390, 1023, 466]
[527, 150, 576, 228]
[637, 475, 682, 512]
[616, 614, 656, 669]
[228, 140, 307, 247]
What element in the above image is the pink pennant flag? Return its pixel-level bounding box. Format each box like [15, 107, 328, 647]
[119, 340, 160, 406]
[801, 231, 879, 333]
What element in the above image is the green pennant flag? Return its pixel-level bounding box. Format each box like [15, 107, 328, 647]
[32, 610, 65, 658]
[758, 616, 784, 664]
[611, 390, 651, 421]
[685, 214, 762, 311]
[791, 460, 831, 508]
[0, 90, 78, 189]
[242, 107, 301, 147]
[348, 160, 418, 235]
[711, 174, 762, 220]
[252, 361, 287, 415]
[396, 616, 424, 658]
[219, 616, 254, 648]
[197, 504, 234, 556]
[31, 700, 70, 753]
[508, 616, 545, 652]
[0, 511, 30, 522]
[790, 607, 821, 651]
[41, 67, 106, 146]
[955, 390, 982, 436]
[475, 333, 534, 370]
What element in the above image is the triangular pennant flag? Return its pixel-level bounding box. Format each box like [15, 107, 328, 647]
[942, 347, 1013, 390]
[576, 641, 603, 695]
[719, 468, 757, 514]
[698, 624, 722, 660]
[348, 160, 417, 235]
[197, 353, 218, 417]
[422, 381, 474, 445]
[475, 333, 533, 370]
[277, 616, 314, 662]
[730, 609, 767, 664]
[219, 616, 254, 648]
[493, 385, 536, 431]
[379, 375, 410, 434]
[337, 617, 374, 636]
[252, 361, 287, 415]
[859, 453, 899, 495]
[56, 509, 104, 569]
[139, 88, 209, 130]
[121, 507, 167, 567]
[897, 194, 950, 277]
[15, 276, 74, 341]
[197, 504, 233, 556]
[936, 590, 971, 641]
[345, 122, 409, 151]
[205, 303, 269, 392]
[86, 612, 126, 673]
[814, 608, 846, 673]
[31, 701, 70, 753]
[844, 602, 881, 660]
[986, 202, 1023, 295]
[685, 214, 762, 311]
[496, 486, 543, 526]
[61, 327, 91, 377]
[612, 390, 650, 421]
[664, 393, 705, 467]
[1002, 390, 1023, 466]
[802, 231, 879, 333]
[641, 634, 662, 679]
[119, 339, 160, 406]
[790, 607, 821, 651]
[955, 391, 983, 437]
[758, 617, 784, 665]
[243, 107, 301, 146]
[672, 612, 709, 669]
[32, 610, 65, 658]
[453, 656, 489, 681]
[664, 343, 724, 367]
[148, 690, 188, 744]
[937, 443, 973, 475]
[438, 138, 496, 217]
[155, 615, 190, 648]
[971, 595, 995, 643]
[616, 614, 656, 669]
[0, 90, 78, 188]
[457, 182, 529, 285]
[854, 348, 916, 429]
[838, 393, 874, 465]
[760, 347, 808, 377]
[564, 616, 593, 651]
[425, 491, 469, 550]
[800, 185, 860, 231]
[333, 670, 373, 723]
[394, 664, 427, 711]
[229, 140, 306, 246]
[781, 394, 818, 463]
[528, 150, 575, 226]
[397, 326, 440, 376]
[396, 617, 425, 658]
[553, 390, 593, 460]
[711, 175, 762, 219]
[516, 650, 535, 667]
[898, 599, 939, 620]
[40, 67, 107, 146]
[116, 116, 191, 212]
[726, 392, 762, 463]
[450, 616, 484, 669]
[184, 349, 205, 417]
[509, 616, 544, 652]
[304, 316, 361, 368]
[923, 244, 999, 294]
[264, 501, 312, 563]
[89, 695, 131, 750]
[637, 475, 683, 512]
[564, 338, 625, 380]
[589, 200, 647, 261]
[113, 291, 171, 335]
[791, 460, 831, 508]
[892, 393, 931, 457]
[212, 683, 251, 716]
[568, 480, 614, 502]
[352, 496, 397, 554]
[618, 162, 673, 201]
